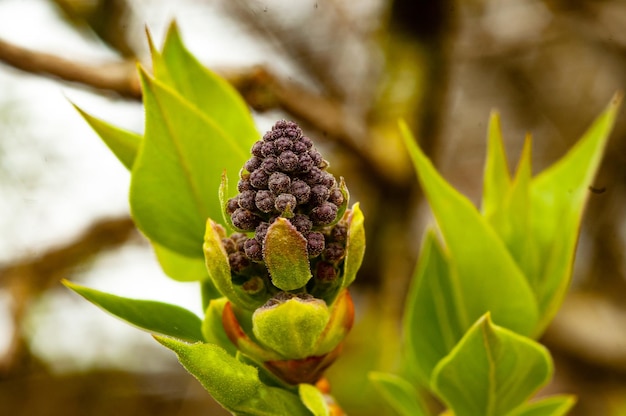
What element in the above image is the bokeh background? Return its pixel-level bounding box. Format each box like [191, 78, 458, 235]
[0, 0, 625, 415]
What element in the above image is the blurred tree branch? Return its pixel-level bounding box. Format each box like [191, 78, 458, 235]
[0, 216, 137, 376]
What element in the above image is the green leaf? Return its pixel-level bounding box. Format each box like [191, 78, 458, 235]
[486, 135, 538, 291]
[252, 296, 329, 359]
[155, 337, 312, 416]
[341, 203, 365, 290]
[403, 229, 467, 386]
[130, 69, 249, 256]
[399, 121, 539, 336]
[528, 94, 622, 333]
[263, 218, 312, 291]
[482, 110, 512, 218]
[299, 384, 329, 416]
[153, 242, 209, 282]
[74, 104, 141, 170]
[203, 219, 259, 310]
[153, 22, 259, 150]
[201, 297, 238, 356]
[368, 372, 428, 416]
[431, 313, 553, 416]
[509, 395, 576, 416]
[64, 280, 204, 343]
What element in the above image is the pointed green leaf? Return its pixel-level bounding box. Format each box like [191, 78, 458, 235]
[509, 395, 576, 416]
[155, 337, 311, 415]
[203, 219, 259, 310]
[368, 372, 428, 416]
[341, 203, 365, 289]
[153, 242, 209, 282]
[432, 313, 553, 416]
[529, 94, 622, 333]
[154, 22, 259, 148]
[400, 121, 539, 336]
[263, 218, 312, 291]
[299, 384, 329, 416]
[487, 135, 538, 286]
[130, 69, 249, 256]
[252, 296, 330, 359]
[64, 280, 203, 342]
[74, 104, 141, 170]
[201, 297, 238, 356]
[482, 110, 512, 218]
[403, 229, 467, 386]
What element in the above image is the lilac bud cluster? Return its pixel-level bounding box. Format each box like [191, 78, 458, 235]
[227, 120, 345, 260]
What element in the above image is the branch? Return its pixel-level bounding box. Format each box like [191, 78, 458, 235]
[0, 38, 401, 187]
[0, 37, 140, 98]
[0, 216, 137, 375]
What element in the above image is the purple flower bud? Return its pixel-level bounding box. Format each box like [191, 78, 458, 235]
[222, 237, 237, 254]
[309, 149, 323, 167]
[251, 141, 264, 157]
[306, 232, 325, 257]
[278, 150, 299, 172]
[261, 156, 279, 173]
[244, 156, 262, 173]
[250, 169, 269, 189]
[237, 177, 253, 192]
[275, 193, 297, 213]
[274, 137, 292, 153]
[303, 167, 323, 185]
[301, 136, 313, 149]
[232, 208, 260, 231]
[268, 172, 291, 195]
[289, 214, 313, 234]
[244, 238, 264, 261]
[330, 223, 348, 243]
[292, 141, 308, 154]
[238, 190, 257, 211]
[255, 222, 271, 243]
[323, 243, 345, 263]
[263, 130, 278, 141]
[311, 202, 338, 225]
[228, 251, 250, 273]
[261, 141, 277, 157]
[255, 190, 275, 213]
[297, 152, 314, 173]
[290, 179, 311, 204]
[315, 261, 337, 282]
[310, 184, 330, 206]
[226, 197, 239, 215]
[320, 172, 335, 188]
[328, 188, 344, 206]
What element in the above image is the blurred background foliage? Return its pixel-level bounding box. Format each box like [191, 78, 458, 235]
[0, 0, 625, 415]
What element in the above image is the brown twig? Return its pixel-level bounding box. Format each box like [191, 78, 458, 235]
[0, 38, 141, 98]
[0, 216, 137, 375]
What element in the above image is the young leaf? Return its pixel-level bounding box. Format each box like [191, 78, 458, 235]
[130, 69, 249, 256]
[403, 229, 467, 386]
[368, 372, 429, 416]
[64, 280, 204, 343]
[399, 122, 539, 337]
[341, 203, 366, 289]
[201, 297, 238, 356]
[74, 104, 141, 170]
[153, 242, 209, 282]
[431, 313, 553, 416]
[299, 384, 330, 416]
[263, 218, 312, 291]
[154, 22, 259, 150]
[528, 93, 622, 333]
[155, 336, 312, 415]
[508, 395, 576, 416]
[482, 110, 512, 218]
